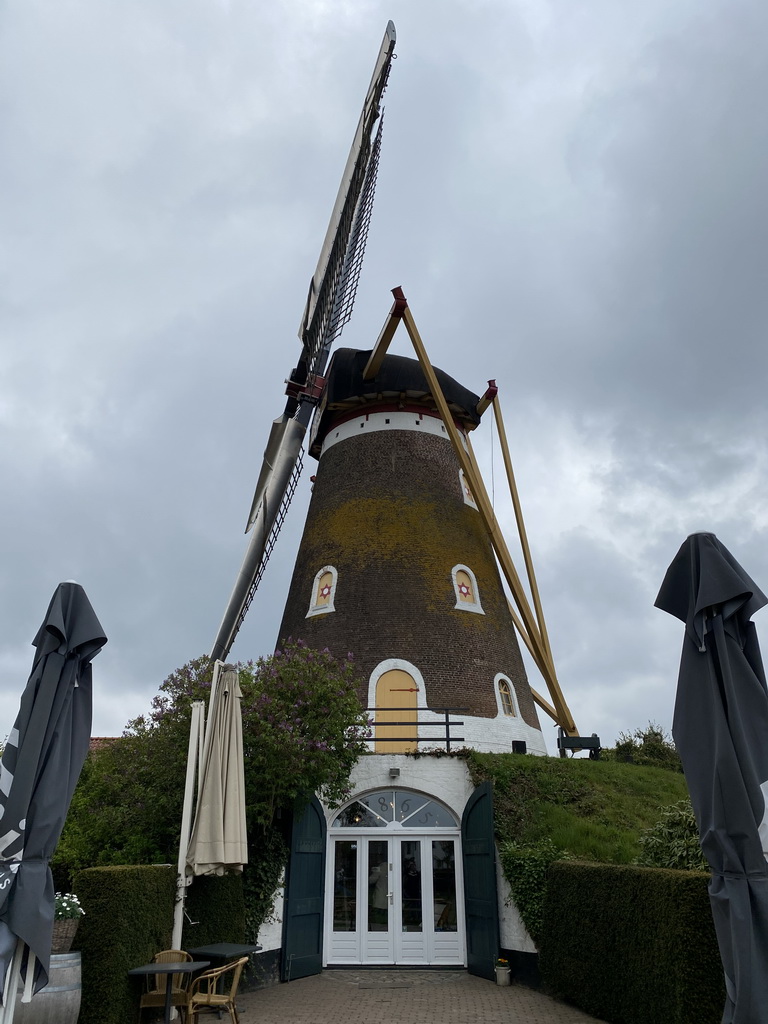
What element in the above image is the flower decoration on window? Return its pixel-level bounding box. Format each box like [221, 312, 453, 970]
[451, 564, 484, 614]
[306, 565, 338, 617]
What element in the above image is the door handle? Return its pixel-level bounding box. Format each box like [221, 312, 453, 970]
[387, 891, 394, 904]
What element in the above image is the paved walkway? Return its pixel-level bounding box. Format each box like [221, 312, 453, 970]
[236, 970, 607, 1024]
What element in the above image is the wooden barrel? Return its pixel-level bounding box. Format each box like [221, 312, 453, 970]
[15, 951, 82, 1024]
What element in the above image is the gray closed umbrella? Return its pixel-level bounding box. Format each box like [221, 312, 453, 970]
[0, 582, 106, 1007]
[656, 533, 768, 1024]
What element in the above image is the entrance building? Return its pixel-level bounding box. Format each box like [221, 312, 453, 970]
[279, 756, 518, 982]
[325, 789, 464, 965]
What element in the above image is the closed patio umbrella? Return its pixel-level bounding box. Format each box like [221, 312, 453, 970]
[185, 663, 248, 877]
[172, 664, 248, 949]
[656, 533, 768, 1024]
[0, 582, 106, 1017]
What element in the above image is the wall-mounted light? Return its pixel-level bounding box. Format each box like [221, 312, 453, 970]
[389, 767, 400, 779]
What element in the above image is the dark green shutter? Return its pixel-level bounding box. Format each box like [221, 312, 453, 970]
[281, 796, 327, 981]
[461, 780, 499, 980]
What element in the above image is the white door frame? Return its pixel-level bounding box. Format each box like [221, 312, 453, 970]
[324, 828, 466, 966]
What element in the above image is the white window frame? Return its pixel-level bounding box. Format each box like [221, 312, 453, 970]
[451, 564, 484, 614]
[367, 659, 428, 710]
[494, 673, 520, 718]
[306, 565, 338, 618]
[459, 470, 478, 509]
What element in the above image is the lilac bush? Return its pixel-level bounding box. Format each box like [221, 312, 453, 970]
[55, 642, 370, 878]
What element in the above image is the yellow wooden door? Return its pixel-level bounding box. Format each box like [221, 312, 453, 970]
[375, 670, 418, 753]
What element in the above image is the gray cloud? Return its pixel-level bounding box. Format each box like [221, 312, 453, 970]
[2, 0, 767, 757]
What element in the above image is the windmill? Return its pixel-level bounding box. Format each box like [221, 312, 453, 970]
[210, 21, 582, 747]
[206, 20, 597, 979]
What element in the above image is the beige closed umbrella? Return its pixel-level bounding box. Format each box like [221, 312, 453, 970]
[186, 664, 248, 877]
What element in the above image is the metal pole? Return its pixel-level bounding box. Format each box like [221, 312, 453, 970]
[172, 701, 204, 951]
[0, 938, 24, 1024]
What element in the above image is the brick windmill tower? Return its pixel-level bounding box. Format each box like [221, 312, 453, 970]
[276, 344, 546, 754]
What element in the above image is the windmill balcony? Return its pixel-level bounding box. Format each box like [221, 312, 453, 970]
[364, 706, 466, 754]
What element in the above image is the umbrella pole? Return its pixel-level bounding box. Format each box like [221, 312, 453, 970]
[172, 701, 205, 951]
[0, 938, 24, 1024]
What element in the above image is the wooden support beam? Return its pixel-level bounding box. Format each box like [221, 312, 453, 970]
[400, 304, 542, 651]
[530, 686, 559, 723]
[362, 286, 407, 380]
[492, 395, 554, 666]
[398, 297, 578, 736]
[462, 433, 550, 671]
[476, 380, 498, 418]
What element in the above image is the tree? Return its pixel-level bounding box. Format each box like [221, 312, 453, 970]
[637, 799, 707, 872]
[603, 722, 683, 773]
[54, 642, 370, 880]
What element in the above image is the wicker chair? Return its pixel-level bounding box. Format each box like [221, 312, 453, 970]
[185, 956, 249, 1024]
[138, 949, 192, 1022]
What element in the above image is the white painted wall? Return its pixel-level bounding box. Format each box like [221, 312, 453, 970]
[255, 881, 284, 953]
[497, 856, 537, 953]
[328, 754, 537, 953]
[335, 753, 476, 827]
[257, 754, 538, 956]
[363, 708, 548, 757]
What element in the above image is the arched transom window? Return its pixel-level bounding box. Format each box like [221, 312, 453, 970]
[332, 790, 458, 830]
[306, 565, 338, 617]
[451, 564, 484, 614]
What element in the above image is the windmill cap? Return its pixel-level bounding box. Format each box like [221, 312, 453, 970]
[309, 348, 481, 457]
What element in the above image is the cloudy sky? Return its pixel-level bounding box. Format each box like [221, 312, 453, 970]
[2, 0, 767, 756]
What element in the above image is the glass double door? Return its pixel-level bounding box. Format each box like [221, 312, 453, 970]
[326, 833, 465, 965]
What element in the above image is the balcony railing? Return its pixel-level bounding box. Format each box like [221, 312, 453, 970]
[364, 707, 466, 753]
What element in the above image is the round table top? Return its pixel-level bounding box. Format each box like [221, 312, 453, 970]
[128, 960, 209, 975]
[187, 943, 261, 958]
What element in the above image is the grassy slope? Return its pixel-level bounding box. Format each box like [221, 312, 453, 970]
[466, 751, 688, 863]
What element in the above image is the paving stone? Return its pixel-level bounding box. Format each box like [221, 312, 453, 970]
[235, 969, 607, 1024]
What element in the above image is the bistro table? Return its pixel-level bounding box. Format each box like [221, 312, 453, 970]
[129, 959, 210, 1024]
[186, 942, 261, 963]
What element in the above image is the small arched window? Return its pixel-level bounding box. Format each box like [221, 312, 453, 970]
[459, 470, 478, 509]
[495, 675, 520, 716]
[451, 564, 484, 614]
[497, 678, 517, 717]
[306, 565, 338, 617]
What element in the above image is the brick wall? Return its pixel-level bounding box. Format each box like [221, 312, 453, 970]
[277, 424, 540, 732]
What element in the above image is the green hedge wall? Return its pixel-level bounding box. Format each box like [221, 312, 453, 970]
[539, 861, 724, 1024]
[182, 873, 246, 948]
[74, 865, 245, 1024]
[75, 865, 175, 1024]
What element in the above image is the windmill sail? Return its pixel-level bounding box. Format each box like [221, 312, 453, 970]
[210, 22, 396, 663]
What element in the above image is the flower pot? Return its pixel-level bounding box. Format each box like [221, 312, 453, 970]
[51, 919, 79, 954]
[495, 965, 511, 987]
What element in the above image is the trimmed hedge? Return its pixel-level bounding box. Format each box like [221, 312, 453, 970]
[539, 861, 724, 1024]
[183, 872, 246, 948]
[74, 865, 245, 1024]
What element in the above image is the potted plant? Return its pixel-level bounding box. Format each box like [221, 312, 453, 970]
[52, 893, 85, 954]
[495, 957, 511, 986]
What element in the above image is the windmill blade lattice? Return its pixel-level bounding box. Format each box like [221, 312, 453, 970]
[210, 23, 396, 663]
